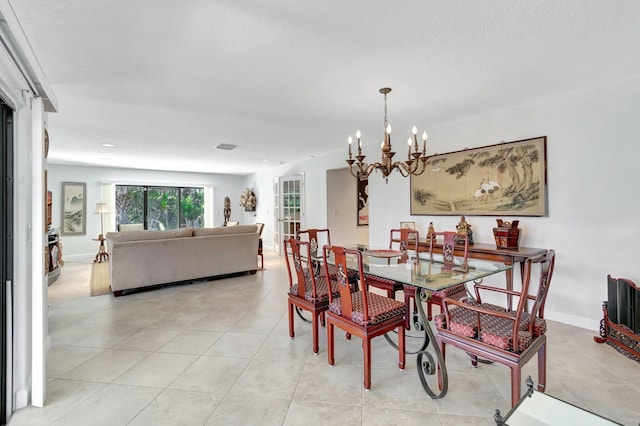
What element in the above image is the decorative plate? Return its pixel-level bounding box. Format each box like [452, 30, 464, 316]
[364, 249, 404, 258]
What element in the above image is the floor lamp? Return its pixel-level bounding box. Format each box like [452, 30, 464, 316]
[94, 202, 110, 263]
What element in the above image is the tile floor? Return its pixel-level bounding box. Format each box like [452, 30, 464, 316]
[9, 252, 640, 425]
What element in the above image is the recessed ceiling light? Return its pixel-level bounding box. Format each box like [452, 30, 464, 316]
[216, 143, 237, 150]
[262, 159, 269, 163]
[102, 143, 115, 148]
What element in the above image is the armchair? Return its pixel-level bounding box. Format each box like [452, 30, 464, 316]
[435, 249, 555, 407]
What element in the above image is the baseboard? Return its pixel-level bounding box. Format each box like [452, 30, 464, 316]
[547, 310, 599, 332]
[62, 253, 95, 263]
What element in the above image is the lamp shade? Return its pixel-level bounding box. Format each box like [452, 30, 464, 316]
[94, 202, 109, 214]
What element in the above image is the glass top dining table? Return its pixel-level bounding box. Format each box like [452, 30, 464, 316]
[313, 245, 512, 292]
[312, 245, 513, 399]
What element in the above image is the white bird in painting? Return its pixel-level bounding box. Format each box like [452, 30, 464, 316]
[486, 174, 501, 190]
[432, 165, 441, 172]
[479, 178, 496, 195]
[474, 187, 487, 201]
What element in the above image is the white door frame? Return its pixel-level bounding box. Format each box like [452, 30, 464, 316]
[274, 174, 304, 255]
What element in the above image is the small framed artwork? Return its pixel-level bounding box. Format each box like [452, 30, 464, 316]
[400, 221, 416, 230]
[400, 221, 416, 239]
[61, 182, 86, 235]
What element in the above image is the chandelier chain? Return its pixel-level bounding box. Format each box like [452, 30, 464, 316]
[383, 92, 388, 129]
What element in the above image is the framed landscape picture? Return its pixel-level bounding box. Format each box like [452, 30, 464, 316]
[61, 182, 86, 235]
[410, 136, 547, 216]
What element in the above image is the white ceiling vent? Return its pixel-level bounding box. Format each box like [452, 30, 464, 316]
[216, 143, 237, 150]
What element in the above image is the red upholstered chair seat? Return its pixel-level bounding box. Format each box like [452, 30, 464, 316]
[463, 300, 547, 337]
[434, 308, 478, 338]
[519, 312, 547, 337]
[366, 274, 403, 298]
[432, 283, 468, 302]
[479, 316, 533, 352]
[290, 275, 337, 303]
[463, 299, 507, 312]
[329, 291, 405, 326]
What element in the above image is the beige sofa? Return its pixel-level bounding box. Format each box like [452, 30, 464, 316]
[106, 225, 259, 296]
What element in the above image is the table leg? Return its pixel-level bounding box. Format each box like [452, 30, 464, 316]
[505, 267, 514, 311]
[414, 286, 448, 399]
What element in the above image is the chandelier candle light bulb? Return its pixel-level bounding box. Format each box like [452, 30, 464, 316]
[345, 87, 429, 183]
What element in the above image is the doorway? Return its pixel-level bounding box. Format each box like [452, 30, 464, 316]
[274, 174, 304, 255]
[0, 100, 14, 425]
[326, 168, 368, 246]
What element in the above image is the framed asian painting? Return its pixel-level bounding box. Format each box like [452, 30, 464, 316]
[410, 136, 547, 216]
[61, 182, 86, 235]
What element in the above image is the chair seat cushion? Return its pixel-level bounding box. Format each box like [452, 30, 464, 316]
[434, 307, 478, 338]
[518, 312, 547, 337]
[480, 315, 533, 352]
[463, 299, 507, 312]
[290, 276, 337, 303]
[365, 274, 403, 292]
[329, 291, 405, 326]
[465, 300, 547, 337]
[432, 283, 468, 301]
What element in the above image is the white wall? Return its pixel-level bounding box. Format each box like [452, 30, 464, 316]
[0, 3, 54, 410]
[327, 168, 368, 246]
[253, 76, 640, 331]
[47, 164, 247, 260]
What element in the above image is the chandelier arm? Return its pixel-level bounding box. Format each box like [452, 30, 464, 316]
[347, 166, 361, 179]
[410, 159, 428, 176]
[394, 162, 411, 177]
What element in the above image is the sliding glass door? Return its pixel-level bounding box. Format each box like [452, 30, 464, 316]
[116, 185, 204, 230]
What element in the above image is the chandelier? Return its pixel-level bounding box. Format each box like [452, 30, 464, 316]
[346, 88, 429, 183]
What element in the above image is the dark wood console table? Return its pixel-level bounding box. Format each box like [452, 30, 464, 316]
[412, 239, 547, 310]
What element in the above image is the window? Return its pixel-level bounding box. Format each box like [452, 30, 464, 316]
[116, 185, 204, 230]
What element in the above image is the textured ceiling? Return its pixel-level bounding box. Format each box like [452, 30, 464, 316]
[10, 0, 640, 175]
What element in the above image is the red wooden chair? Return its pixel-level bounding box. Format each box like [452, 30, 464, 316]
[285, 238, 339, 354]
[421, 231, 470, 322]
[435, 249, 555, 407]
[367, 228, 419, 304]
[298, 228, 358, 284]
[297, 228, 331, 257]
[323, 245, 406, 390]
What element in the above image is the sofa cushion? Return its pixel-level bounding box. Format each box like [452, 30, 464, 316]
[107, 227, 193, 243]
[193, 224, 257, 237]
[118, 223, 145, 232]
